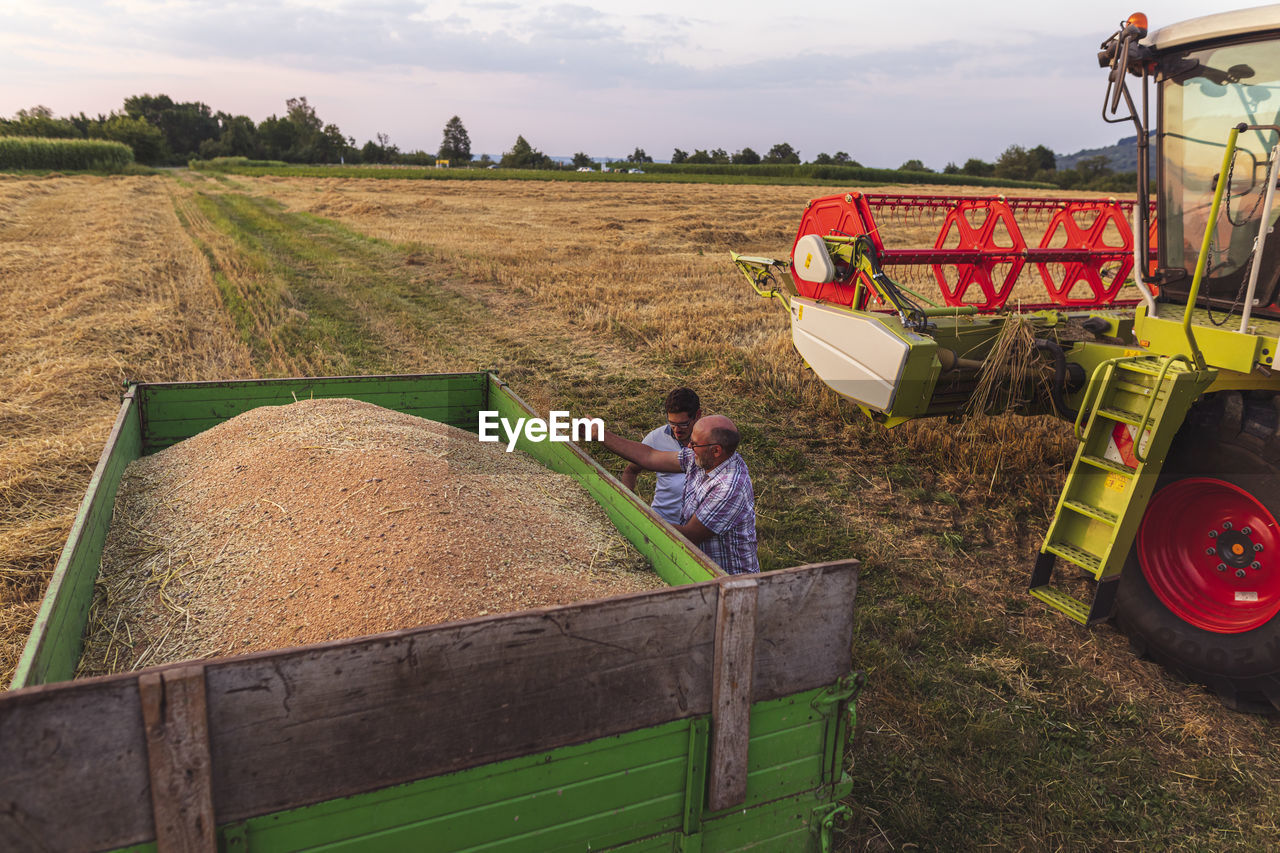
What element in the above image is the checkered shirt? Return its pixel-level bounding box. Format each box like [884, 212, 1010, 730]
[677, 447, 759, 574]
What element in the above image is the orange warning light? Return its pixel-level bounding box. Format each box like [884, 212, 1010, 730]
[1127, 12, 1148, 32]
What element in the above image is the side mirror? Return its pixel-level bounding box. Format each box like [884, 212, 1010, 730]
[1109, 35, 1132, 113]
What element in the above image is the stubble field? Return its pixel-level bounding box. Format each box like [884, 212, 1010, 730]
[2, 171, 1278, 850]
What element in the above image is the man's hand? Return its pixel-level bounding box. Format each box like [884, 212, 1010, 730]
[620, 462, 643, 491]
[603, 430, 682, 473]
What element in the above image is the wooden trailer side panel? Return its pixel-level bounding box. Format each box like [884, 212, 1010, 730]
[0, 563, 857, 852]
[114, 691, 845, 853]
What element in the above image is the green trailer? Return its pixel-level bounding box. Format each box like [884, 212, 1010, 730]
[1, 372, 859, 852]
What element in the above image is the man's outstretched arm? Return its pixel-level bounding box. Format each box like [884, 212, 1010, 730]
[603, 430, 682, 473]
[620, 462, 643, 491]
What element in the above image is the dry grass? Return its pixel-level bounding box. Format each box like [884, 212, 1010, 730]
[6, 172, 1280, 848]
[250, 177, 1093, 502]
[0, 175, 252, 683]
[220, 175, 1280, 847]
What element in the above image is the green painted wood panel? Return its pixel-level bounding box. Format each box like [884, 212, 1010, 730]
[10, 395, 143, 688]
[141, 392, 484, 425]
[141, 409, 482, 445]
[138, 373, 486, 403]
[109, 689, 845, 853]
[139, 373, 488, 451]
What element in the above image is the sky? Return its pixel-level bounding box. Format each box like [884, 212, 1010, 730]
[0, 0, 1239, 167]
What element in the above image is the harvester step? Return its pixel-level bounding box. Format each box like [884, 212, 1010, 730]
[1029, 585, 1091, 626]
[1062, 499, 1118, 525]
[1116, 358, 1188, 378]
[1113, 380, 1159, 397]
[1097, 406, 1144, 426]
[1079, 454, 1136, 475]
[1045, 541, 1103, 574]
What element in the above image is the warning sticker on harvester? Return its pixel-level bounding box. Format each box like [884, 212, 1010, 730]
[1104, 473, 1128, 492]
[1236, 591, 1260, 602]
[1104, 422, 1150, 469]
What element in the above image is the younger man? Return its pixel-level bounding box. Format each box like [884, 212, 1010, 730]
[620, 387, 701, 525]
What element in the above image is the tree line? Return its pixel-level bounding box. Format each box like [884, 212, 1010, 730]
[0, 97, 1137, 190]
[0, 97, 475, 167]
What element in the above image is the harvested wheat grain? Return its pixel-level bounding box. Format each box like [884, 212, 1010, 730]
[77, 398, 663, 676]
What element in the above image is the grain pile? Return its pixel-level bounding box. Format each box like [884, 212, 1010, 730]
[78, 398, 663, 676]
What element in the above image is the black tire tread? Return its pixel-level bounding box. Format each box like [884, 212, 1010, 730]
[1114, 390, 1280, 714]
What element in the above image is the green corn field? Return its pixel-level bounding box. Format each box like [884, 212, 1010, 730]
[0, 136, 133, 171]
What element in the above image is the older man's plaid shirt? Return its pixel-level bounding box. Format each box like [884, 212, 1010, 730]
[677, 447, 759, 574]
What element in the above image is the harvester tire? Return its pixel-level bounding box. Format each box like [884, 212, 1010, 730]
[1115, 391, 1280, 713]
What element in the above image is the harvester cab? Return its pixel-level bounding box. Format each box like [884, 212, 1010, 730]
[734, 6, 1280, 712]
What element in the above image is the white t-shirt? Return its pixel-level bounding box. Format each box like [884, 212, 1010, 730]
[642, 424, 685, 524]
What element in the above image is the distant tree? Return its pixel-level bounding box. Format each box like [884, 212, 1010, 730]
[65, 111, 101, 138]
[394, 149, 434, 166]
[202, 114, 259, 158]
[500, 135, 553, 169]
[256, 114, 300, 160]
[476, 153, 494, 166]
[671, 148, 688, 164]
[1076, 154, 1112, 181]
[123, 95, 219, 161]
[898, 159, 931, 172]
[286, 97, 322, 134]
[762, 142, 800, 164]
[709, 148, 730, 164]
[942, 162, 961, 174]
[994, 144, 1052, 181]
[359, 132, 399, 164]
[962, 157, 995, 176]
[120, 94, 220, 161]
[89, 114, 166, 164]
[1053, 154, 1115, 190]
[732, 147, 760, 165]
[813, 151, 860, 167]
[0, 105, 81, 138]
[626, 147, 653, 164]
[438, 116, 471, 163]
[318, 124, 355, 163]
[1029, 144, 1056, 172]
[252, 97, 342, 163]
[572, 152, 593, 169]
[685, 149, 712, 164]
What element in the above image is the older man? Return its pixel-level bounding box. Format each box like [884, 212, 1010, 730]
[604, 414, 759, 574]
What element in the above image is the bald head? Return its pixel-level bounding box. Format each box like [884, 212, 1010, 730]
[691, 415, 740, 456]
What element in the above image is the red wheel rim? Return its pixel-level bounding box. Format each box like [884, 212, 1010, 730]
[1138, 478, 1280, 633]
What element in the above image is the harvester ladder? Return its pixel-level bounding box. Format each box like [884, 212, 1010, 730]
[1030, 355, 1215, 624]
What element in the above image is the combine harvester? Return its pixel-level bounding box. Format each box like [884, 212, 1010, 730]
[735, 6, 1280, 711]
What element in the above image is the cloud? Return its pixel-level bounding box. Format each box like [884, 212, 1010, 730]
[0, 0, 1198, 164]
